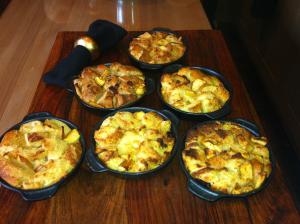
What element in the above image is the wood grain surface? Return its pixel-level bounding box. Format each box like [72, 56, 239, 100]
[0, 31, 299, 224]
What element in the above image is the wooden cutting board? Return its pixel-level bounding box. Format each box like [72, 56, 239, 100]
[0, 31, 299, 223]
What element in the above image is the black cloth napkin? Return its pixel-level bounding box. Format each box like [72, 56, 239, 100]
[43, 20, 127, 88]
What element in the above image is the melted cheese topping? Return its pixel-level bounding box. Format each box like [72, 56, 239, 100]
[94, 111, 175, 172]
[129, 32, 186, 64]
[0, 120, 82, 190]
[161, 67, 230, 113]
[74, 63, 145, 108]
[183, 121, 272, 194]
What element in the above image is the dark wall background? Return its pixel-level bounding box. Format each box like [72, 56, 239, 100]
[205, 0, 300, 158]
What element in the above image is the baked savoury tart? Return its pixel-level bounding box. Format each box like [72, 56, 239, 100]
[160, 66, 230, 115]
[0, 112, 85, 200]
[95, 111, 174, 172]
[0, 119, 81, 190]
[182, 119, 272, 200]
[73, 63, 146, 109]
[129, 30, 186, 66]
[87, 107, 179, 176]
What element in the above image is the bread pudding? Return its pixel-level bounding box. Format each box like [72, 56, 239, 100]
[129, 31, 186, 64]
[74, 63, 146, 108]
[161, 67, 230, 113]
[94, 111, 175, 172]
[0, 119, 82, 190]
[182, 121, 272, 194]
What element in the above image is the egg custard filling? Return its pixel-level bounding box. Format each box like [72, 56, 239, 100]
[161, 67, 230, 113]
[74, 63, 146, 109]
[129, 31, 186, 64]
[94, 111, 175, 172]
[0, 119, 82, 190]
[183, 121, 272, 194]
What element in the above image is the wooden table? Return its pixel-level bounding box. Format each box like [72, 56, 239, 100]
[0, 31, 299, 223]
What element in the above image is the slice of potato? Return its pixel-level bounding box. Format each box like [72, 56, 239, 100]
[64, 129, 80, 144]
[95, 77, 105, 86]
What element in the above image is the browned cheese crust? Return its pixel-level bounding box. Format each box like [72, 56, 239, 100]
[0, 120, 82, 189]
[74, 63, 145, 108]
[94, 111, 175, 172]
[182, 121, 272, 194]
[129, 32, 186, 64]
[161, 67, 230, 113]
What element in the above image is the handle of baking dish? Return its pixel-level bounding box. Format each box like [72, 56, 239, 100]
[86, 148, 108, 173]
[206, 104, 231, 120]
[161, 109, 180, 127]
[163, 64, 183, 74]
[152, 27, 174, 33]
[188, 179, 220, 202]
[65, 79, 75, 93]
[22, 112, 52, 122]
[221, 103, 231, 117]
[233, 118, 260, 135]
[145, 78, 155, 96]
[20, 186, 58, 201]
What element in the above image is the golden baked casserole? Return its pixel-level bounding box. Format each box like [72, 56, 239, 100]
[74, 63, 146, 108]
[129, 31, 186, 64]
[161, 67, 230, 113]
[94, 111, 175, 172]
[182, 121, 272, 194]
[0, 119, 82, 190]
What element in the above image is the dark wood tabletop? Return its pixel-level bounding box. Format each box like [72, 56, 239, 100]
[0, 31, 299, 224]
